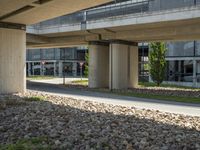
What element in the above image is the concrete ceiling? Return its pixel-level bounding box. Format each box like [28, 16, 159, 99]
[0, 0, 112, 25]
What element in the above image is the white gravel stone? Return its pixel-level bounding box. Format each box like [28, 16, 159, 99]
[0, 91, 200, 149]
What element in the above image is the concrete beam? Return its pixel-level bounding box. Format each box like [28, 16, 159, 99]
[27, 17, 200, 49]
[27, 42, 88, 49]
[27, 33, 50, 43]
[102, 23, 200, 42]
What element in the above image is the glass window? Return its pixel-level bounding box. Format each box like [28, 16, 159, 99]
[41, 48, 55, 60]
[166, 41, 195, 57]
[60, 48, 74, 60]
[29, 49, 41, 61]
[195, 41, 200, 56]
[165, 60, 193, 82]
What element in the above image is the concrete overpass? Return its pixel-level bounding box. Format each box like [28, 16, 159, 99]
[25, 1, 200, 90]
[0, 0, 113, 94]
[27, 6, 200, 48]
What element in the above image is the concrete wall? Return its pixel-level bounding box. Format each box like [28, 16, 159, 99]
[89, 43, 109, 88]
[0, 28, 26, 94]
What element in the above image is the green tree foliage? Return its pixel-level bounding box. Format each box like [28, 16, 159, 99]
[149, 42, 167, 86]
[84, 52, 89, 77]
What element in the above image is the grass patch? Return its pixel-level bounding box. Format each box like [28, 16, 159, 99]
[27, 76, 54, 80]
[0, 137, 51, 150]
[114, 91, 200, 104]
[139, 82, 200, 90]
[72, 79, 88, 85]
[24, 96, 45, 102]
[90, 88, 200, 104]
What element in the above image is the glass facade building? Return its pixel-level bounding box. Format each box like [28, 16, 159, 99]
[26, 47, 87, 77]
[165, 41, 200, 86]
[140, 41, 200, 87]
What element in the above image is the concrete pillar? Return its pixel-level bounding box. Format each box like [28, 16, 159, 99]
[88, 42, 109, 88]
[0, 27, 26, 94]
[193, 59, 197, 86]
[59, 61, 63, 77]
[109, 41, 138, 90]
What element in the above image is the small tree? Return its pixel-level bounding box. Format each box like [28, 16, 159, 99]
[149, 42, 167, 86]
[84, 52, 89, 77]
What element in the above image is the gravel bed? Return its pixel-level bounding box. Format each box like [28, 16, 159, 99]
[0, 91, 200, 149]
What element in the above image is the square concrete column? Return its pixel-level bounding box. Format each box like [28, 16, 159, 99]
[0, 27, 26, 94]
[88, 42, 109, 88]
[109, 41, 138, 90]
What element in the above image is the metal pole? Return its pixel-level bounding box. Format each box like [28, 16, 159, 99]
[193, 59, 197, 87]
[63, 66, 66, 85]
[80, 66, 83, 81]
[63, 71, 65, 85]
[63, 75, 65, 85]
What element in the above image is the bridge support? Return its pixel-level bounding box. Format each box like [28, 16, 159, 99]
[88, 42, 109, 88]
[109, 41, 138, 90]
[0, 26, 26, 94]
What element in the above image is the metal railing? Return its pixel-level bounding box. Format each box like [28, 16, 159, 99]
[27, 0, 200, 31]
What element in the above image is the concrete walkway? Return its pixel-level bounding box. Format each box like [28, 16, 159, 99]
[27, 81, 200, 117]
[27, 77, 87, 84]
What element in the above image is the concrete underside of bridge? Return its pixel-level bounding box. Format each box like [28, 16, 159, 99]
[27, 18, 200, 49]
[0, 0, 112, 25]
[27, 5, 200, 48]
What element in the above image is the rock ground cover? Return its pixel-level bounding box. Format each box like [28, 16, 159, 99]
[0, 91, 200, 149]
